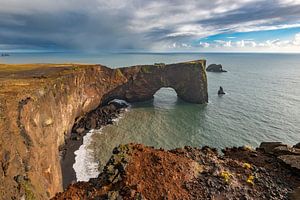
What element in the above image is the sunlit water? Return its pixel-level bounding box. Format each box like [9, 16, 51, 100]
[2, 52, 300, 181]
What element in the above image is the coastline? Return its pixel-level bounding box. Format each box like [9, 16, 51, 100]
[60, 101, 128, 188]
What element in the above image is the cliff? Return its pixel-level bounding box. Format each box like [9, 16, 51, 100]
[0, 60, 207, 199]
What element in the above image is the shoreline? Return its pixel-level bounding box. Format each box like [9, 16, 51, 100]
[60, 101, 128, 189]
[60, 135, 84, 188]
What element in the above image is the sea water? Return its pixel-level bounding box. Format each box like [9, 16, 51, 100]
[2, 52, 300, 181]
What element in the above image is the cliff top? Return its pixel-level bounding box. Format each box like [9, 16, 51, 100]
[0, 64, 103, 101]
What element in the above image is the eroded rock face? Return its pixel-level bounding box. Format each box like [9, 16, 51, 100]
[0, 60, 207, 199]
[102, 60, 208, 104]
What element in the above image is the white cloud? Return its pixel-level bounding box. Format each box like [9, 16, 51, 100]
[293, 33, 300, 45]
[278, 0, 300, 5]
[236, 40, 245, 47]
[199, 42, 210, 48]
[191, 32, 300, 52]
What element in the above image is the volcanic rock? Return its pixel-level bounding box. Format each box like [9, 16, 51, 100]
[53, 143, 300, 200]
[218, 86, 225, 95]
[206, 64, 227, 72]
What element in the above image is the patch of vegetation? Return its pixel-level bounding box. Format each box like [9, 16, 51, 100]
[154, 63, 166, 68]
[202, 67, 207, 83]
[243, 145, 254, 151]
[141, 66, 153, 73]
[20, 180, 36, 200]
[72, 66, 81, 71]
[114, 69, 125, 79]
[246, 175, 255, 185]
[243, 162, 252, 169]
[220, 171, 233, 183]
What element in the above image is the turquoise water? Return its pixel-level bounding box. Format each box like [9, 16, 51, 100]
[2, 52, 300, 180]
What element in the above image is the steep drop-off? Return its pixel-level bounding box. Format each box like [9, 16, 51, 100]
[0, 60, 207, 199]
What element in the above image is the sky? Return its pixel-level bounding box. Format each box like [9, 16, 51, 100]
[1, 0, 300, 52]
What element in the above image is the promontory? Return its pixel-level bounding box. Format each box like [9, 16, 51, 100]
[0, 60, 207, 199]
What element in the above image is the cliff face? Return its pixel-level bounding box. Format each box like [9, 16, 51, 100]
[102, 61, 208, 104]
[0, 60, 207, 199]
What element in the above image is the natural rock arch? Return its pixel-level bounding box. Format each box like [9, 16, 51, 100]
[102, 60, 208, 104]
[153, 87, 178, 100]
[0, 60, 208, 200]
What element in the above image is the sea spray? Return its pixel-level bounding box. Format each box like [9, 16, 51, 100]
[73, 102, 130, 181]
[73, 129, 101, 181]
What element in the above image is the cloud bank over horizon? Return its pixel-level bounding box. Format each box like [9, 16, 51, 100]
[1, 0, 300, 52]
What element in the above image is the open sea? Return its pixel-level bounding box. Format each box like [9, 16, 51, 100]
[2, 52, 300, 181]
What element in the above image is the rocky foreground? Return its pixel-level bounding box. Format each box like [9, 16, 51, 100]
[53, 142, 300, 200]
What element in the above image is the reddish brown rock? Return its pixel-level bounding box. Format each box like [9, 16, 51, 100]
[53, 144, 300, 200]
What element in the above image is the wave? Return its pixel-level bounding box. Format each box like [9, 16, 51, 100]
[73, 100, 130, 181]
[73, 129, 102, 181]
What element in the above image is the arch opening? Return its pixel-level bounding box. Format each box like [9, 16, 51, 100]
[153, 87, 178, 109]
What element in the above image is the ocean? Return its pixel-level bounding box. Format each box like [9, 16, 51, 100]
[2, 52, 300, 181]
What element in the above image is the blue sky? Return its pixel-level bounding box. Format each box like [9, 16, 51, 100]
[0, 0, 300, 52]
[201, 27, 300, 43]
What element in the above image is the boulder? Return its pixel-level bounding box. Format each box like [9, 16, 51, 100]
[278, 155, 300, 171]
[206, 64, 227, 72]
[258, 142, 287, 153]
[293, 142, 300, 149]
[75, 128, 85, 135]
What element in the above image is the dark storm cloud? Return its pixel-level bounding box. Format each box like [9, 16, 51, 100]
[0, 0, 300, 51]
[197, 1, 300, 27]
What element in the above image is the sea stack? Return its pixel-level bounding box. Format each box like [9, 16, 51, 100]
[218, 86, 225, 95]
[206, 64, 227, 72]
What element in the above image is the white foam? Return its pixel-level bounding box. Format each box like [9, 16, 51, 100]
[73, 101, 130, 181]
[73, 129, 102, 181]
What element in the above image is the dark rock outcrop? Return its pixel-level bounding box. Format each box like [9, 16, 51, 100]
[259, 142, 300, 171]
[53, 143, 300, 200]
[294, 142, 300, 149]
[218, 86, 225, 95]
[0, 60, 207, 199]
[206, 64, 227, 72]
[60, 101, 128, 188]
